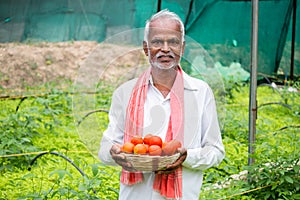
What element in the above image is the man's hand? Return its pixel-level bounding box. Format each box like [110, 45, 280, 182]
[156, 147, 187, 174]
[110, 144, 136, 172]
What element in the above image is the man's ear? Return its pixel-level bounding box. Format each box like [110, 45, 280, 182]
[181, 41, 186, 56]
[143, 41, 148, 56]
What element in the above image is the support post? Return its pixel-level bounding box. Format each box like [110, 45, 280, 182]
[248, 0, 259, 166]
[157, 0, 161, 12]
[290, 0, 297, 84]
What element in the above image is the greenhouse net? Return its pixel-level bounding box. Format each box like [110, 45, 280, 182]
[0, 0, 299, 77]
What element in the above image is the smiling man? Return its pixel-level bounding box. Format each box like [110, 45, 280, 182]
[99, 9, 225, 200]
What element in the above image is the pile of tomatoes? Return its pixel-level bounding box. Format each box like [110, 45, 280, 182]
[121, 134, 181, 156]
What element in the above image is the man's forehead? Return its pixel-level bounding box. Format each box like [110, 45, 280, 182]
[149, 17, 181, 32]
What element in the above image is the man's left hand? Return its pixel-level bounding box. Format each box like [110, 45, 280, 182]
[156, 147, 187, 174]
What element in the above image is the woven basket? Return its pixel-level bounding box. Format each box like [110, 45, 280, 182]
[121, 153, 180, 172]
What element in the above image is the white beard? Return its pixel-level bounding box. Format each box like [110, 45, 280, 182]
[148, 50, 182, 70]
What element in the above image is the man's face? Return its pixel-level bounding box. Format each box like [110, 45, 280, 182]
[143, 18, 185, 70]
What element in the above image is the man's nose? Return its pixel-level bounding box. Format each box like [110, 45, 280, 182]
[161, 41, 170, 52]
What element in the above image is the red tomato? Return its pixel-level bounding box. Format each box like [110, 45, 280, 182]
[148, 145, 162, 156]
[121, 142, 135, 153]
[134, 144, 147, 155]
[143, 133, 153, 145]
[162, 139, 181, 156]
[130, 136, 143, 145]
[148, 136, 163, 147]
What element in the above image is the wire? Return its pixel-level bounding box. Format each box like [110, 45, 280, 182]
[219, 183, 273, 200]
[77, 108, 109, 126]
[28, 151, 85, 176]
[28, 151, 97, 194]
[0, 150, 89, 158]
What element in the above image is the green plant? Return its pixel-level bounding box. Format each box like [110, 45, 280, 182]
[223, 75, 245, 100]
[19, 161, 120, 200]
[0, 111, 41, 171]
[1, 79, 299, 199]
[243, 157, 300, 200]
[0, 89, 72, 172]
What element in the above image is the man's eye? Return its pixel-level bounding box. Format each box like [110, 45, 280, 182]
[168, 39, 179, 46]
[152, 40, 163, 45]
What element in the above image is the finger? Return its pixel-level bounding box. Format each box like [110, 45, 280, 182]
[113, 153, 127, 162]
[176, 153, 187, 164]
[116, 159, 131, 168]
[110, 144, 121, 155]
[165, 149, 187, 170]
[111, 153, 136, 172]
[177, 147, 187, 156]
[164, 163, 179, 171]
[161, 163, 179, 173]
[119, 161, 136, 172]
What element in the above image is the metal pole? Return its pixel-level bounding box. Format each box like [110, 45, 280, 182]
[290, 0, 297, 84]
[248, 0, 259, 166]
[157, 0, 161, 12]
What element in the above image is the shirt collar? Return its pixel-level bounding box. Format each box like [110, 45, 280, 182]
[148, 71, 198, 91]
[148, 75, 171, 100]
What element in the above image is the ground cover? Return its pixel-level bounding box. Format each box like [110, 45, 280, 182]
[0, 81, 299, 199]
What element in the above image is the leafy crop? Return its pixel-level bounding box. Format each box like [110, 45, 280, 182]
[244, 157, 300, 200]
[0, 79, 299, 199]
[0, 89, 72, 172]
[200, 81, 300, 199]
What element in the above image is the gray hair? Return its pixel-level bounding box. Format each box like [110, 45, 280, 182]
[144, 9, 185, 43]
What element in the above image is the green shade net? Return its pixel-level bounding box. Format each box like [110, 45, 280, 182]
[0, 0, 299, 77]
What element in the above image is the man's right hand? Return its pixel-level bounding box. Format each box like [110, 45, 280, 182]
[110, 144, 136, 172]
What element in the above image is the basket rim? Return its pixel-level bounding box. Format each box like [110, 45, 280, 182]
[120, 152, 180, 158]
[120, 152, 181, 172]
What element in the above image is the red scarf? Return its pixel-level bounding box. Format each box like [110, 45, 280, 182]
[121, 66, 184, 199]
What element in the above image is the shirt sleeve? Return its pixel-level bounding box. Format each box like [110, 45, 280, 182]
[182, 87, 225, 170]
[98, 89, 125, 166]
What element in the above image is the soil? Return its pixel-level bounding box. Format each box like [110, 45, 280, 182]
[0, 41, 148, 91]
[1, 41, 298, 92]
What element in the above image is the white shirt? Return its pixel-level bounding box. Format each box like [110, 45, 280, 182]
[143, 77, 170, 140]
[99, 72, 225, 200]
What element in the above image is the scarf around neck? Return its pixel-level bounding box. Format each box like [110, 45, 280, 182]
[121, 66, 184, 199]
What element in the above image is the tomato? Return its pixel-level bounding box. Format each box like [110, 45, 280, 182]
[144, 144, 149, 153]
[121, 142, 135, 153]
[162, 139, 181, 156]
[148, 145, 162, 156]
[148, 135, 163, 147]
[134, 144, 147, 155]
[143, 133, 153, 145]
[130, 136, 143, 145]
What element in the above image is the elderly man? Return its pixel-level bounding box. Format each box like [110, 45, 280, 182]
[99, 9, 225, 200]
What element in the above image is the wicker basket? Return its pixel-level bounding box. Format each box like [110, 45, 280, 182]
[121, 153, 180, 172]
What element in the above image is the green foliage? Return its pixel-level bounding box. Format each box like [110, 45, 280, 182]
[0, 89, 72, 171]
[4, 154, 120, 200]
[18, 163, 120, 200]
[0, 79, 299, 200]
[200, 81, 300, 199]
[95, 81, 115, 109]
[0, 111, 40, 170]
[222, 75, 245, 101]
[243, 157, 300, 200]
[243, 126, 300, 199]
[222, 104, 249, 142]
[180, 58, 192, 75]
